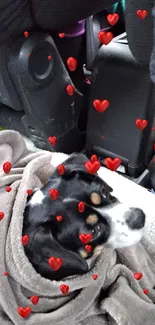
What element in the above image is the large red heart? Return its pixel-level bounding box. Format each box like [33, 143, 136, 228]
[57, 164, 66, 176]
[136, 119, 148, 130]
[85, 245, 92, 253]
[60, 284, 69, 295]
[84, 161, 101, 174]
[137, 10, 148, 19]
[48, 257, 63, 271]
[104, 158, 121, 171]
[30, 296, 39, 305]
[134, 272, 143, 281]
[22, 235, 29, 246]
[3, 161, 12, 174]
[67, 57, 78, 71]
[79, 233, 93, 244]
[107, 13, 119, 26]
[17, 307, 32, 318]
[98, 31, 113, 45]
[93, 99, 110, 113]
[0, 212, 4, 221]
[66, 85, 75, 96]
[48, 136, 57, 146]
[78, 201, 85, 213]
[49, 188, 59, 200]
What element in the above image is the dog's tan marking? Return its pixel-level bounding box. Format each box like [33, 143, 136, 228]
[90, 192, 101, 205]
[86, 214, 98, 225]
[79, 249, 88, 259]
[93, 245, 104, 257]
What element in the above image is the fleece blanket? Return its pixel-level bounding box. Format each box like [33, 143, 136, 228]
[1, 130, 155, 325]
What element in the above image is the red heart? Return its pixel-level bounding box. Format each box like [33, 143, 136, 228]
[48, 55, 52, 61]
[56, 215, 63, 222]
[3, 271, 8, 276]
[98, 31, 113, 45]
[143, 288, 149, 295]
[5, 186, 12, 192]
[48, 257, 63, 271]
[27, 53, 31, 57]
[59, 33, 65, 38]
[92, 274, 98, 280]
[152, 127, 155, 131]
[78, 201, 85, 213]
[90, 155, 98, 163]
[104, 158, 121, 171]
[49, 188, 59, 200]
[17, 307, 32, 318]
[22, 235, 29, 246]
[3, 161, 12, 174]
[60, 284, 69, 295]
[0, 212, 4, 221]
[30, 296, 39, 305]
[57, 164, 66, 176]
[136, 119, 148, 130]
[67, 57, 78, 72]
[66, 85, 75, 96]
[107, 13, 119, 26]
[27, 189, 33, 196]
[137, 10, 148, 19]
[85, 245, 92, 253]
[84, 161, 101, 174]
[79, 233, 93, 244]
[134, 272, 143, 281]
[24, 31, 29, 38]
[48, 136, 57, 146]
[93, 99, 110, 113]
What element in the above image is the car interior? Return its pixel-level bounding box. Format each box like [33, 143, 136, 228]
[0, 0, 155, 192]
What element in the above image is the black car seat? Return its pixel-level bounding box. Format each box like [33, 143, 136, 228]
[85, 0, 155, 178]
[0, 0, 116, 152]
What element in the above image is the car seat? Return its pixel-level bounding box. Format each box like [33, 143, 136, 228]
[0, 0, 117, 152]
[85, 0, 155, 178]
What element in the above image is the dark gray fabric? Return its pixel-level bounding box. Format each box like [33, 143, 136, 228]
[150, 6, 155, 82]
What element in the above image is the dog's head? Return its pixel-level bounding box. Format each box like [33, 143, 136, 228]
[23, 153, 145, 280]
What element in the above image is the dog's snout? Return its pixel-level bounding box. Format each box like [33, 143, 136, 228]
[126, 208, 145, 230]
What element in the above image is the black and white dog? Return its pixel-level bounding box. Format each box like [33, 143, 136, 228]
[23, 153, 145, 281]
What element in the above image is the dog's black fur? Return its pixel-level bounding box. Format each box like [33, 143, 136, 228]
[23, 153, 117, 281]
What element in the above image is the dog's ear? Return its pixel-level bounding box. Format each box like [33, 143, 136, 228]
[61, 153, 89, 176]
[25, 227, 88, 281]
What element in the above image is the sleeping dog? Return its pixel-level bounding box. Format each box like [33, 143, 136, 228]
[23, 153, 145, 281]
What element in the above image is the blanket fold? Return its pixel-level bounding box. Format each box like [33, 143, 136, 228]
[1, 130, 155, 325]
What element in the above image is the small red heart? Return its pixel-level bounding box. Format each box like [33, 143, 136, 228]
[18, 307, 32, 318]
[49, 188, 59, 200]
[48, 55, 52, 61]
[143, 288, 149, 295]
[48, 136, 57, 146]
[30, 296, 39, 305]
[66, 84, 75, 96]
[0, 212, 4, 221]
[27, 53, 31, 57]
[107, 13, 119, 26]
[27, 189, 33, 196]
[152, 127, 155, 131]
[22, 235, 29, 246]
[101, 136, 105, 139]
[90, 155, 98, 163]
[59, 33, 65, 38]
[57, 164, 66, 176]
[56, 215, 63, 222]
[24, 31, 29, 38]
[92, 274, 98, 280]
[104, 158, 121, 171]
[60, 284, 69, 295]
[98, 31, 113, 45]
[85, 245, 92, 253]
[85, 161, 101, 174]
[136, 119, 148, 130]
[93, 99, 110, 113]
[3, 271, 8, 276]
[137, 10, 148, 19]
[79, 233, 93, 244]
[48, 256, 63, 271]
[67, 57, 78, 72]
[134, 272, 143, 280]
[5, 186, 12, 192]
[78, 201, 85, 213]
[3, 161, 12, 174]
